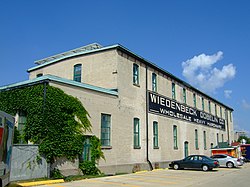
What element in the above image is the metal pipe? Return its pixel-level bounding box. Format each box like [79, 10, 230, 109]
[146, 65, 153, 170]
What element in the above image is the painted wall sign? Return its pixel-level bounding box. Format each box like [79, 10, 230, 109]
[148, 91, 225, 130]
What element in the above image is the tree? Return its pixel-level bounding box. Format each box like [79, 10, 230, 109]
[0, 83, 103, 164]
[237, 135, 250, 144]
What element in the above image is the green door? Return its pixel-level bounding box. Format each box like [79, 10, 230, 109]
[184, 141, 189, 157]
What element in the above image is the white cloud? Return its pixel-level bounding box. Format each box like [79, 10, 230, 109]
[224, 90, 232, 99]
[182, 51, 236, 93]
[242, 99, 250, 110]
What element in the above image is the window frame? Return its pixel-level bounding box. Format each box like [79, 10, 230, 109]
[153, 121, 159, 149]
[152, 73, 157, 92]
[193, 93, 196, 108]
[183, 88, 186, 104]
[133, 118, 140, 149]
[172, 83, 176, 100]
[195, 129, 199, 150]
[73, 64, 82, 82]
[133, 63, 139, 85]
[202, 97, 205, 111]
[203, 131, 207, 150]
[101, 114, 111, 147]
[173, 125, 178, 149]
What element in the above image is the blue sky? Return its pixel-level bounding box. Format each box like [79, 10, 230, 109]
[1, 0, 250, 136]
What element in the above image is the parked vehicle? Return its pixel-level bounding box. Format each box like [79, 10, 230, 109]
[169, 155, 219, 171]
[0, 111, 14, 187]
[210, 154, 243, 168]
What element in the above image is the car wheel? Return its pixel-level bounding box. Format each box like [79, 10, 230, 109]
[226, 162, 234, 168]
[202, 165, 209, 171]
[173, 164, 179, 170]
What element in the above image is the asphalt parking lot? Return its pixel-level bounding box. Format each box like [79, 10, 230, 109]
[33, 163, 250, 187]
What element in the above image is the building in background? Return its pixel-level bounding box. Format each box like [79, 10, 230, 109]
[234, 131, 248, 141]
[0, 43, 234, 174]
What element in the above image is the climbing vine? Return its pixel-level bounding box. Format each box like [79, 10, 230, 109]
[0, 83, 103, 165]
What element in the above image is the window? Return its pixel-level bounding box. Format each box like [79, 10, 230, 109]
[82, 137, 91, 161]
[101, 114, 111, 146]
[203, 131, 207, 150]
[172, 83, 176, 100]
[211, 143, 214, 149]
[208, 101, 211, 113]
[152, 73, 157, 92]
[216, 133, 219, 145]
[220, 107, 222, 118]
[133, 64, 139, 85]
[153, 121, 159, 148]
[195, 129, 199, 149]
[215, 104, 217, 116]
[18, 111, 27, 144]
[173, 125, 178, 149]
[73, 64, 82, 82]
[36, 73, 43, 77]
[202, 97, 205, 111]
[222, 134, 224, 142]
[193, 93, 196, 108]
[230, 111, 232, 122]
[134, 118, 140, 148]
[183, 88, 186, 104]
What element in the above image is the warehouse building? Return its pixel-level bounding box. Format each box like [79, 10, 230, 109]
[0, 43, 234, 173]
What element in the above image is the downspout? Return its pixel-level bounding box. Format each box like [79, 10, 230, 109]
[226, 110, 230, 145]
[146, 65, 153, 170]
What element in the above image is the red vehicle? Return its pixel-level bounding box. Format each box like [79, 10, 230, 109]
[0, 111, 14, 187]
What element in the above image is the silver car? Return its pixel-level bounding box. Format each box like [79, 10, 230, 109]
[210, 154, 243, 168]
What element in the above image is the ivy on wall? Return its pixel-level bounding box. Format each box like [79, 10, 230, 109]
[0, 83, 103, 164]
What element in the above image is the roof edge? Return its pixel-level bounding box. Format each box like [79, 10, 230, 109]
[0, 75, 118, 96]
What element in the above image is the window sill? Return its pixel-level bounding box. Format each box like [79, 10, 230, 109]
[101, 146, 112, 150]
[133, 83, 140, 87]
[154, 147, 159, 149]
[134, 146, 141, 149]
[174, 147, 178, 150]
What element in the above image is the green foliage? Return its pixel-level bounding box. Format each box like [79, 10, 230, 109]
[89, 136, 105, 162]
[13, 126, 21, 144]
[51, 168, 65, 179]
[237, 135, 250, 144]
[0, 84, 93, 162]
[79, 161, 101, 175]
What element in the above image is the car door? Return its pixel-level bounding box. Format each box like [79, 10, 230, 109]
[217, 155, 227, 166]
[182, 156, 193, 168]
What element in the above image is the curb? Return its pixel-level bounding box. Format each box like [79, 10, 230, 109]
[16, 179, 64, 186]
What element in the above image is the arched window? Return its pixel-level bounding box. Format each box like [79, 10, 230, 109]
[73, 64, 82, 82]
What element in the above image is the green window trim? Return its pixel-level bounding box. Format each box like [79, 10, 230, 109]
[203, 131, 207, 150]
[193, 93, 196, 108]
[220, 107, 222, 118]
[152, 73, 157, 92]
[216, 133, 219, 145]
[134, 118, 140, 149]
[202, 97, 205, 111]
[195, 129, 199, 150]
[101, 114, 111, 146]
[208, 101, 211, 113]
[73, 64, 82, 82]
[183, 88, 186, 104]
[173, 125, 178, 149]
[153, 121, 159, 148]
[133, 64, 139, 85]
[215, 104, 217, 116]
[172, 83, 176, 100]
